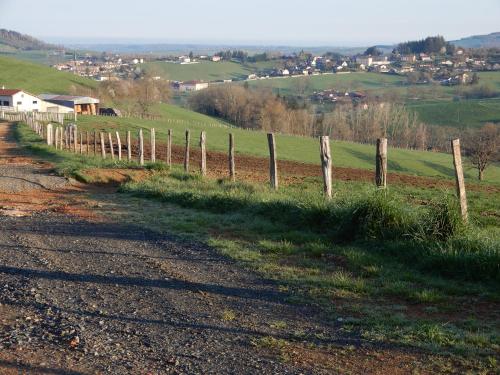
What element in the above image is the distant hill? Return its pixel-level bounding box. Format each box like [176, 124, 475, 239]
[451, 32, 500, 49]
[0, 29, 59, 51]
[0, 55, 96, 94]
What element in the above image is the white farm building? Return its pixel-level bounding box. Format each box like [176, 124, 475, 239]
[0, 88, 74, 113]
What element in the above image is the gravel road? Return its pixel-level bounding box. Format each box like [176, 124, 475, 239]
[0, 122, 345, 374]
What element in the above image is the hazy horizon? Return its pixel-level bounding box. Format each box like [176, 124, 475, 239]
[1, 0, 499, 47]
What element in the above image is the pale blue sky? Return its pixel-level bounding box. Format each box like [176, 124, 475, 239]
[1, 0, 499, 46]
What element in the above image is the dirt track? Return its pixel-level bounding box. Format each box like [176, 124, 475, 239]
[0, 122, 460, 374]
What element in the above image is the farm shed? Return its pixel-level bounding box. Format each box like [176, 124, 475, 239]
[39, 94, 100, 115]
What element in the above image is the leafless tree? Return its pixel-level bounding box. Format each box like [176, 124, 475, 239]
[463, 123, 499, 181]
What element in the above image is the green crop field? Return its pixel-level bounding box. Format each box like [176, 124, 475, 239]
[0, 55, 97, 94]
[408, 97, 500, 128]
[143, 60, 281, 81]
[246, 72, 406, 96]
[75, 104, 500, 184]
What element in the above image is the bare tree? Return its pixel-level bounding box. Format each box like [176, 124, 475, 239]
[463, 123, 499, 181]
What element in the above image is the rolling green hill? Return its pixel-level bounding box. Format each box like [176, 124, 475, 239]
[0, 55, 97, 94]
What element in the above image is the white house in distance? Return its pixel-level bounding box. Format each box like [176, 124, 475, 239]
[177, 81, 209, 92]
[0, 88, 73, 113]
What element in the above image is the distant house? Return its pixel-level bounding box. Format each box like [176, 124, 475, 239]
[212, 55, 222, 62]
[177, 81, 209, 92]
[356, 56, 389, 67]
[39, 94, 100, 115]
[401, 54, 416, 63]
[281, 69, 290, 76]
[419, 53, 432, 62]
[356, 56, 373, 67]
[0, 88, 73, 113]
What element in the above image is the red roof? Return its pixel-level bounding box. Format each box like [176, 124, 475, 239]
[0, 89, 21, 96]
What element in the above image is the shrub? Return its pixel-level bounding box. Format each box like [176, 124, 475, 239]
[421, 198, 465, 241]
[337, 192, 414, 241]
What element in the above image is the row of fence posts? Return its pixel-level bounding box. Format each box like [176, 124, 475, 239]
[19, 115, 468, 224]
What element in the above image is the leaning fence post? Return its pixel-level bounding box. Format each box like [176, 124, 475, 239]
[184, 130, 190, 172]
[100, 132, 106, 159]
[138, 129, 144, 166]
[126, 131, 131, 161]
[116, 131, 122, 161]
[64, 127, 69, 149]
[150, 128, 156, 162]
[167, 129, 172, 167]
[229, 133, 235, 182]
[267, 133, 278, 190]
[375, 138, 388, 188]
[451, 139, 468, 223]
[200, 131, 206, 176]
[319, 136, 332, 198]
[108, 133, 115, 160]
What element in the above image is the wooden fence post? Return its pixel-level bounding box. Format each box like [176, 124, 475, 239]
[126, 131, 131, 161]
[319, 136, 332, 199]
[200, 131, 206, 176]
[267, 133, 278, 190]
[94, 130, 97, 155]
[73, 127, 78, 153]
[451, 139, 468, 223]
[79, 132, 83, 154]
[184, 130, 190, 172]
[108, 133, 115, 160]
[54, 126, 59, 149]
[116, 131, 122, 161]
[64, 127, 68, 149]
[167, 129, 172, 167]
[86, 131, 89, 155]
[100, 132, 106, 159]
[375, 138, 388, 188]
[229, 133, 235, 182]
[138, 129, 144, 166]
[150, 128, 156, 162]
[46, 124, 53, 146]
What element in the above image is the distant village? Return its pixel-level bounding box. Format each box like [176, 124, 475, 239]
[51, 42, 500, 102]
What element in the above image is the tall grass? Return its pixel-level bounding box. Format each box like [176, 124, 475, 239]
[121, 171, 500, 282]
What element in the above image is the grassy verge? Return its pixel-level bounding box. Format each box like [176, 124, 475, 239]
[15, 122, 500, 371]
[116, 171, 499, 366]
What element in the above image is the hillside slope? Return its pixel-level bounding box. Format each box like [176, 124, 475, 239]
[451, 32, 500, 48]
[0, 55, 96, 94]
[0, 29, 57, 51]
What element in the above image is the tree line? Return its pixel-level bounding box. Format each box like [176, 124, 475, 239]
[395, 35, 455, 55]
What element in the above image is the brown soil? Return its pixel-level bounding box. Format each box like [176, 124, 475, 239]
[135, 141, 498, 193]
